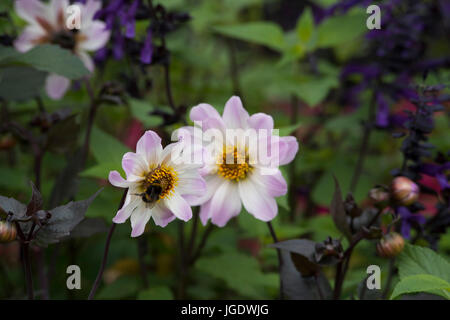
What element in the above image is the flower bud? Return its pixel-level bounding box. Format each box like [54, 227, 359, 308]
[0, 134, 16, 150]
[391, 177, 419, 205]
[376, 232, 405, 258]
[369, 186, 390, 202]
[0, 221, 17, 243]
[344, 193, 362, 217]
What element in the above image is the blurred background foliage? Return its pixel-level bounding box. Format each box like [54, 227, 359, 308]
[0, 0, 449, 300]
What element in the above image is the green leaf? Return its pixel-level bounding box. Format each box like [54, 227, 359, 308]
[390, 274, 450, 300]
[397, 244, 450, 283]
[277, 121, 302, 136]
[296, 8, 316, 48]
[195, 252, 278, 298]
[12, 44, 90, 79]
[138, 286, 174, 300]
[0, 66, 46, 101]
[129, 98, 164, 128]
[213, 22, 285, 51]
[80, 163, 117, 180]
[0, 45, 18, 62]
[317, 9, 367, 48]
[89, 126, 130, 171]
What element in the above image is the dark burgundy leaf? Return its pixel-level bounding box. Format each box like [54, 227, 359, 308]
[26, 181, 43, 216]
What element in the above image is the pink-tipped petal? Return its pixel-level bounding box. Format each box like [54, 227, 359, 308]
[122, 152, 148, 180]
[209, 180, 242, 227]
[222, 96, 249, 129]
[251, 169, 287, 197]
[152, 204, 176, 227]
[248, 113, 274, 130]
[190, 175, 222, 206]
[199, 198, 213, 226]
[112, 195, 140, 224]
[130, 205, 151, 237]
[136, 130, 162, 165]
[13, 25, 44, 52]
[176, 171, 206, 197]
[108, 170, 133, 188]
[80, 0, 102, 28]
[15, 0, 47, 25]
[49, 0, 69, 27]
[80, 21, 110, 51]
[279, 136, 299, 166]
[78, 51, 95, 72]
[238, 179, 277, 222]
[45, 74, 70, 100]
[190, 103, 223, 122]
[164, 192, 192, 222]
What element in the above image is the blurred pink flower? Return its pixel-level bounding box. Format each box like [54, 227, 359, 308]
[187, 96, 299, 227]
[14, 0, 110, 99]
[108, 130, 206, 237]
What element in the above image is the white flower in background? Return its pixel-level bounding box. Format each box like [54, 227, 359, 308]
[14, 0, 110, 99]
[186, 96, 299, 227]
[108, 130, 206, 237]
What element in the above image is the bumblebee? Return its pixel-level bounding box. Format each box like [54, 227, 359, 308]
[137, 180, 163, 203]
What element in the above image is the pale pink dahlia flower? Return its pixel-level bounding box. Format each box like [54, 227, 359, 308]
[14, 0, 110, 99]
[187, 96, 299, 227]
[108, 130, 206, 237]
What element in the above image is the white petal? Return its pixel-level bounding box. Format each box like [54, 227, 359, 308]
[130, 205, 151, 237]
[79, 21, 110, 51]
[222, 96, 249, 129]
[49, 0, 69, 27]
[45, 74, 70, 100]
[112, 194, 140, 224]
[77, 51, 95, 72]
[14, 25, 44, 52]
[80, 0, 102, 29]
[136, 130, 163, 166]
[108, 170, 135, 188]
[152, 203, 176, 227]
[122, 152, 148, 180]
[176, 171, 206, 197]
[238, 178, 277, 222]
[189, 174, 222, 206]
[15, 0, 48, 25]
[279, 136, 299, 166]
[190, 103, 224, 123]
[250, 168, 287, 197]
[248, 113, 274, 130]
[208, 180, 242, 227]
[164, 192, 192, 221]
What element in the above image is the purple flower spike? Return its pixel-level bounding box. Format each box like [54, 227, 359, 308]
[125, 0, 139, 38]
[113, 33, 125, 60]
[140, 30, 153, 64]
[397, 206, 426, 239]
[375, 92, 389, 128]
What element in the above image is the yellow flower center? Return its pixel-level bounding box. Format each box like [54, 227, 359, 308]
[140, 166, 178, 203]
[218, 147, 252, 182]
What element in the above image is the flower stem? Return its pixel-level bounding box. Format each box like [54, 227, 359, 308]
[88, 189, 127, 300]
[21, 243, 34, 300]
[349, 89, 377, 193]
[267, 221, 284, 299]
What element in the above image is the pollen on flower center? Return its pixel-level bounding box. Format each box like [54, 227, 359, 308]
[218, 147, 252, 182]
[140, 166, 178, 203]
